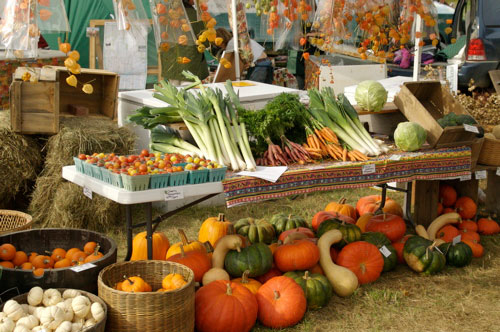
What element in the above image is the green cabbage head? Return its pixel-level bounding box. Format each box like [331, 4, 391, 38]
[394, 122, 427, 152]
[354, 80, 388, 112]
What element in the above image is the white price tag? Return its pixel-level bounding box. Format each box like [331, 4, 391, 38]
[452, 235, 462, 245]
[463, 124, 479, 134]
[459, 173, 472, 181]
[475, 170, 487, 180]
[496, 167, 500, 176]
[379, 246, 392, 258]
[164, 188, 184, 201]
[83, 186, 92, 199]
[389, 154, 402, 161]
[362, 164, 376, 175]
[70, 263, 96, 273]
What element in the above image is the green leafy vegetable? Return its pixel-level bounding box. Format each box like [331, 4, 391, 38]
[354, 80, 388, 112]
[394, 122, 427, 152]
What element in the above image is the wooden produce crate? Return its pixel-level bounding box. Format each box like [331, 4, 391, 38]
[394, 81, 482, 148]
[10, 66, 119, 135]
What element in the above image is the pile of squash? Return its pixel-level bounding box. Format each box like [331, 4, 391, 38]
[113, 273, 188, 293]
[0, 287, 104, 332]
[0, 242, 104, 276]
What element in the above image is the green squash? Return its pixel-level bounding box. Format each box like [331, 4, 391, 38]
[438, 242, 473, 268]
[361, 232, 397, 272]
[224, 242, 273, 278]
[403, 236, 446, 275]
[316, 218, 361, 247]
[284, 271, 333, 309]
[269, 213, 309, 234]
[234, 218, 276, 244]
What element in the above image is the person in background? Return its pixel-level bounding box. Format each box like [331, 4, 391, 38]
[215, 28, 273, 83]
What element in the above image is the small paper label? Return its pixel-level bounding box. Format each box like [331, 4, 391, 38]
[83, 187, 92, 199]
[86, 27, 99, 37]
[164, 188, 184, 201]
[379, 246, 392, 258]
[70, 263, 96, 273]
[362, 164, 376, 175]
[389, 154, 402, 161]
[452, 235, 462, 245]
[496, 167, 500, 176]
[475, 170, 487, 180]
[463, 124, 479, 134]
[459, 173, 472, 181]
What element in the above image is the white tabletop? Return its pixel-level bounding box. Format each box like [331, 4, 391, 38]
[62, 166, 224, 205]
[0, 49, 66, 61]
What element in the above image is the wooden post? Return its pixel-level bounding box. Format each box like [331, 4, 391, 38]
[485, 170, 500, 214]
[413, 180, 439, 227]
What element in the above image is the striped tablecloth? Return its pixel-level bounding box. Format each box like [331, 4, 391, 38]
[222, 146, 472, 208]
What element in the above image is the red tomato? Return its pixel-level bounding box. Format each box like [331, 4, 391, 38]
[140, 149, 149, 156]
[139, 164, 148, 173]
[78, 154, 86, 160]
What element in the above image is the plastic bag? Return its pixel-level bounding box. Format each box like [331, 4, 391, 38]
[226, 0, 253, 65]
[113, 0, 150, 43]
[0, 0, 39, 56]
[36, 0, 70, 33]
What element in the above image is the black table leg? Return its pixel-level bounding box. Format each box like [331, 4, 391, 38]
[405, 182, 416, 227]
[125, 205, 133, 261]
[146, 202, 153, 260]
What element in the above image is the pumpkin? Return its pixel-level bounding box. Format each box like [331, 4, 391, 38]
[308, 263, 324, 275]
[317, 230, 358, 297]
[198, 213, 232, 247]
[0, 316, 14, 332]
[256, 276, 307, 329]
[54, 258, 71, 268]
[283, 271, 333, 309]
[232, 270, 262, 294]
[83, 242, 98, 255]
[462, 239, 484, 258]
[443, 207, 455, 214]
[167, 245, 211, 283]
[336, 241, 384, 284]
[202, 235, 242, 286]
[32, 268, 44, 277]
[62, 289, 80, 299]
[11, 251, 27, 267]
[438, 242, 473, 267]
[65, 248, 80, 261]
[439, 184, 457, 207]
[273, 235, 320, 272]
[256, 264, 282, 284]
[403, 236, 446, 274]
[55, 321, 72, 332]
[454, 196, 477, 220]
[195, 280, 258, 332]
[162, 273, 187, 290]
[361, 232, 397, 272]
[268, 242, 280, 255]
[278, 227, 315, 242]
[356, 195, 403, 217]
[437, 202, 443, 215]
[317, 218, 362, 247]
[269, 213, 309, 235]
[3, 300, 24, 321]
[233, 218, 275, 244]
[43, 288, 62, 306]
[427, 212, 462, 240]
[50, 248, 66, 262]
[28, 252, 38, 263]
[436, 225, 460, 242]
[130, 231, 170, 260]
[392, 235, 412, 264]
[84, 246, 104, 263]
[225, 242, 273, 278]
[0, 261, 13, 269]
[459, 229, 480, 243]
[312, 211, 355, 231]
[121, 276, 149, 293]
[325, 197, 357, 219]
[71, 251, 87, 265]
[27, 287, 43, 306]
[166, 229, 206, 259]
[59, 42, 71, 53]
[458, 220, 478, 232]
[365, 213, 406, 242]
[40, 305, 64, 330]
[355, 213, 374, 232]
[477, 218, 500, 235]
[17, 315, 38, 329]
[32, 255, 52, 269]
[0, 244, 16, 261]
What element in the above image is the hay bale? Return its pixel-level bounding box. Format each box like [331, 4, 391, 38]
[0, 110, 42, 208]
[29, 117, 136, 230]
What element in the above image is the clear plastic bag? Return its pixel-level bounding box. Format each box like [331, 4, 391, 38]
[226, 0, 254, 65]
[0, 0, 39, 55]
[113, 0, 150, 42]
[36, 0, 70, 33]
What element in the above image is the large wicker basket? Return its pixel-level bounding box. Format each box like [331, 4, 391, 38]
[478, 137, 500, 166]
[98, 260, 195, 332]
[0, 288, 107, 332]
[0, 210, 32, 235]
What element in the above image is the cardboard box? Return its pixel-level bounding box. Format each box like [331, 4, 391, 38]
[10, 66, 119, 135]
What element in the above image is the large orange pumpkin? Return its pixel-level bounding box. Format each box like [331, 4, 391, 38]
[462, 239, 484, 258]
[458, 220, 478, 232]
[392, 235, 412, 264]
[198, 213, 232, 247]
[454, 197, 477, 220]
[436, 225, 460, 242]
[311, 211, 355, 231]
[365, 213, 406, 242]
[130, 231, 170, 261]
[256, 276, 307, 329]
[355, 213, 374, 232]
[336, 241, 384, 284]
[325, 197, 357, 219]
[167, 245, 211, 283]
[195, 280, 258, 332]
[477, 218, 500, 235]
[273, 239, 320, 272]
[256, 264, 282, 284]
[166, 229, 206, 259]
[356, 195, 403, 217]
[439, 184, 457, 207]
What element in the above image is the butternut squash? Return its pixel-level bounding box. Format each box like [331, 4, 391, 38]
[317, 229, 358, 297]
[427, 213, 461, 240]
[415, 225, 430, 239]
[202, 235, 242, 286]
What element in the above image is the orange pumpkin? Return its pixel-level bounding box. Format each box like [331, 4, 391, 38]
[325, 197, 357, 219]
[0, 243, 16, 261]
[232, 270, 262, 294]
[273, 238, 320, 272]
[59, 42, 71, 53]
[392, 235, 412, 264]
[122, 276, 149, 292]
[355, 213, 374, 232]
[268, 242, 280, 255]
[311, 211, 355, 231]
[459, 229, 480, 243]
[33, 268, 44, 277]
[458, 220, 478, 232]
[28, 252, 38, 263]
[443, 207, 455, 214]
[54, 258, 71, 269]
[356, 195, 403, 217]
[0, 261, 14, 268]
[84, 246, 104, 263]
[439, 184, 457, 207]
[32, 255, 52, 269]
[454, 197, 477, 220]
[477, 218, 500, 235]
[166, 229, 206, 259]
[336, 241, 384, 284]
[365, 213, 406, 242]
[65, 248, 81, 261]
[437, 202, 443, 215]
[20, 262, 34, 270]
[162, 273, 187, 290]
[278, 227, 315, 242]
[83, 241, 98, 255]
[307, 263, 324, 275]
[50, 248, 67, 262]
[167, 245, 211, 283]
[12, 250, 28, 267]
[71, 251, 88, 265]
[198, 213, 232, 247]
[462, 239, 484, 258]
[256, 264, 282, 284]
[130, 231, 170, 261]
[436, 225, 460, 242]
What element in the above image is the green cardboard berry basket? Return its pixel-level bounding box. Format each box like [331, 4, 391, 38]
[169, 171, 188, 187]
[91, 164, 104, 181]
[110, 171, 123, 188]
[188, 169, 208, 184]
[121, 174, 151, 191]
[82, 161, 95, 176]
[101, 168, 113, 184]
[150, 173, 171, 189]
[208, 167, 227, 182]
[73, 157, 84, 173]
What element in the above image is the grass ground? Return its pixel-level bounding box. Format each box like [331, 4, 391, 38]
[104, 188, 500, 332]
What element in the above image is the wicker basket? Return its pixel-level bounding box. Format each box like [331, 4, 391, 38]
[0, 210, 33, 235]
[1, 288, 107, 332]
[478, 137, 500, 166]
[98, 260, 195, 332]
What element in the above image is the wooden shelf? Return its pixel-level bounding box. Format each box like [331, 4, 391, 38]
[354, 102, 400, 115]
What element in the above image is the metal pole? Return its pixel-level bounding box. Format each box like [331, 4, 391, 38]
[413, 14, 423, 81]
[231, 0, 241, 80]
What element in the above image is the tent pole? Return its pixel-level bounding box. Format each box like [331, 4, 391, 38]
[413, 14, 423, 81]
[231, 0, 240, 80]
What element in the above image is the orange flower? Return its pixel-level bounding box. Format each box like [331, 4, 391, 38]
[178, 35, 188, 46]
[302, 52, 310, 60]
[160, 42, 170, 52]
[445, 27, 452, 35]
[206, 18, 217, 29]
[446, 19, 453, 25]
[159, 16, 167, 25]
[156, 3, 166, 15]
[299, 37, 307, 46]
[201, 11, 211, 22]
[177, 57, 191, 64]
[161, 31, 168, 40]
[181, 24, 191, 32]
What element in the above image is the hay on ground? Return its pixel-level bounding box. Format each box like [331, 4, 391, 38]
[0, 110, 42, 209]
[29, 117, 135, 230]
